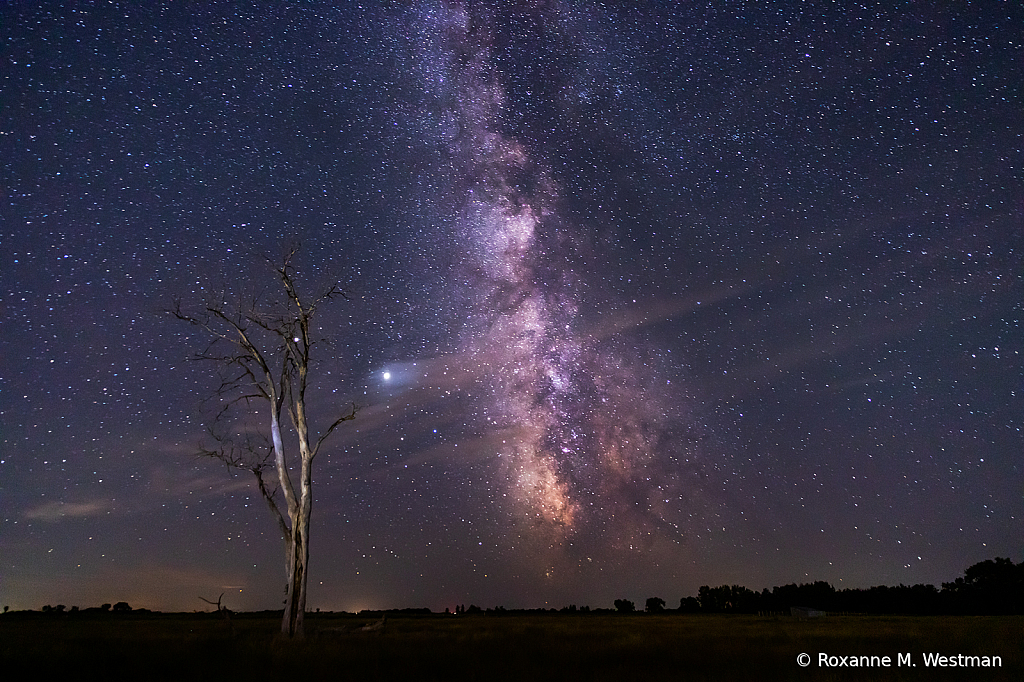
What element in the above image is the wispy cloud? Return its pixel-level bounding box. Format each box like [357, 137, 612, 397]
[24, 499, 112, 522]
[586, 278, 761, 341]
[147, 466, 254, 499]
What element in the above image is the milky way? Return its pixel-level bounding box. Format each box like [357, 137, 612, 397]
[401, 3, 700, 547]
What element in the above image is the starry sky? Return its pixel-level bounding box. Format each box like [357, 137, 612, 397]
[2, 1, 1021, 613]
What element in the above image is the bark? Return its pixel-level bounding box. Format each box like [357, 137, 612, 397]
[283, 507, 309, 637]
[283, 436, 314, 638]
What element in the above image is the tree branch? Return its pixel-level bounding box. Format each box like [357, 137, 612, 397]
[253, 464, 292, 543]
[312, 402, 360, 461]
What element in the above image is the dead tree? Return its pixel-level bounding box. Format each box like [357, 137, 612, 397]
[199, 593, 228, 612]
[200, 593, 235, 637]
[170, 250, 357, 639]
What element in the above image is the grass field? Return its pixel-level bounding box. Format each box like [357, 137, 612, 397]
[1, 612, 1019, 681]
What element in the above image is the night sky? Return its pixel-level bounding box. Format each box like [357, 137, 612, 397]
[2, 1, 1021, 614]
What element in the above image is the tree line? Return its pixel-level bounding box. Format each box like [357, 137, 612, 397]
[670, 557, 1024, 615]
[6, 557, 1022, 618]
[451, 557, 1024, 617]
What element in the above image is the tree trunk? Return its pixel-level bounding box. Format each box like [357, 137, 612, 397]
[282, 510, 309, 638]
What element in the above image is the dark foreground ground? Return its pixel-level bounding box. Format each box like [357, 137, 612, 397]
[1, 612, 1020, 681]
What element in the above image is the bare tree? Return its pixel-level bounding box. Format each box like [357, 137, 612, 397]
[170, 249, 357, 638]
[200, 593, 235, 636]
[199, 592, 228, 612]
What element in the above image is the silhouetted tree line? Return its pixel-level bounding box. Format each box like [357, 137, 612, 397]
[678, 558, 1024, 615]
[8, 558, 1019, 618]
[8, 602, 149, 618]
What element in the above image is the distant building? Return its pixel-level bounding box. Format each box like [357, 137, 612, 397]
[790, 606, 824, 618]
